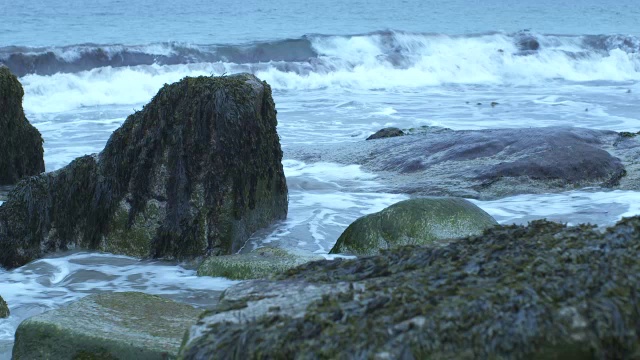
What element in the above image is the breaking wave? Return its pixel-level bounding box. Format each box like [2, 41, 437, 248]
[10, 30, 640, 113]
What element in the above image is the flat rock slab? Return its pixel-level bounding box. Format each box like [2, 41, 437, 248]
[197, 246, 325, 280]
[286, 126, 638, 199]
[13, 292, 202, 360]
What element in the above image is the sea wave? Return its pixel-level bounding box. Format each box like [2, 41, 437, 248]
[12, 30, 640, 113]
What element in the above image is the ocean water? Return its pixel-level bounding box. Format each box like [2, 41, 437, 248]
[1, 0, 640, 357]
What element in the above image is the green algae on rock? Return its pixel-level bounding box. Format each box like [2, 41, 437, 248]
[181, 216, 640, 359]
[12, 292, 202, 360]
[0, 66, 44, 186]
[197, 246, 324, 280]
[0, 295, 8, 318]
[330, 197, 497, 256]
[0, 73, 288, 269]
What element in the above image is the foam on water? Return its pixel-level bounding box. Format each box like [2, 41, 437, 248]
[470, 189, 640, 227]
[0, 252, 238, 358]
[242, 160, 409, 253]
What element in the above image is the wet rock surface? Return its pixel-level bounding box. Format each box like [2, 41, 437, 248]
[197, 246, 324, 280]
[366, 127, 404, 140]
[0, 73, 288, 269]
[0, 66, 44, 186]
[0, 295, 8, 318]
[286, 126, 634, 199]
[13, 292, 202, 360]
[181, 216, 640, 359]
[330, 197, 497, 256]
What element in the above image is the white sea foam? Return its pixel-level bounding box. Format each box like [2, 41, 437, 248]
[470, 189, 640, 227]
[0, 251, 238, 355]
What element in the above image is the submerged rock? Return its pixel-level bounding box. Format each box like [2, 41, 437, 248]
[181, 216, 640, 359]
[330, 197, 497, 256]
[13, 292, 202, 359]
[0, 73, 288, 269]
[198, 246, 324, 280]
[286, 127, 631, 199]
[366, 127, 404, 140]
[0, 66, 44, 185]
[0, 295, 8, 318]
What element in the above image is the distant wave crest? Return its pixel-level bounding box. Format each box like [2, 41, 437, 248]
[11, 30, 640, 113]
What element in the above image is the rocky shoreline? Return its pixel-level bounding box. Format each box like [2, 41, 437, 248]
[2, 70, 640, 359]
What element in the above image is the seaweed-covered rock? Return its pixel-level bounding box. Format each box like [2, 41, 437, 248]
[181, 216, 640, 359]
[366, 127, 404, 140]
[330, 197, 497, 256]
[198, 246, 324, 280]
[286, 126, 630, 199]
[0, 66, 44, 185]
[13, 292, 202, 359]
[0, 295, 8, 318]
[0, 73, 288, 269]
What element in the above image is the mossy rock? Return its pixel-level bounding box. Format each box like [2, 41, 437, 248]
[12, 292, 202, 360]
[180, 216, 640, 359]
[197, 247, 324, 280]
[0, 66, 44, 185]
[366, 127, 404, 140]
[330, 197, 497, 256]
[0, 294, 8, 318]
[0, 73, 288, 269]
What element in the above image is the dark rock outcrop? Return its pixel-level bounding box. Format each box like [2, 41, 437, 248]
[0, 73, 288, 269]
[0, 67, 44, 185]
[366, 127, 404, 140]
[181, 216, 640, 359]
[515, 31, 540, 52]
[330, 198, 497, 256]
[286, 126, 631, 199]
[0, 295, 8, 318]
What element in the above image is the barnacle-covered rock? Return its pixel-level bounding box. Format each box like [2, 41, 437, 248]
[181, 216, 640, 359]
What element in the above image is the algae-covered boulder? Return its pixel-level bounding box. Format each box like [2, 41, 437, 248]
[330, 197, 497, 256]
[13, 292, 202, 359]
[197, 246, 324, 280]
[0, 294, 8, 318]
[0, 73, 288, 269]
[181, 216, 640, 359]
[0, 66, 44, 185]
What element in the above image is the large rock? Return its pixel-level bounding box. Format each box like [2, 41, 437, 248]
[0, 73, 288, 269]
[197, 246, 324, 280]
[0, 294, 8, 318]
[286, 126, 631, 199]
[330, 197, 497, 256]
[0, 66, 44, 185]
[181, 216, 640, 359]
[13, 292, 202, 359]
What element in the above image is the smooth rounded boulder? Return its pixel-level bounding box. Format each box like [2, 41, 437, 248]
[0, 73, 288, 269]
[330, 197, 497, 256]
[0, 66, 44, 185]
